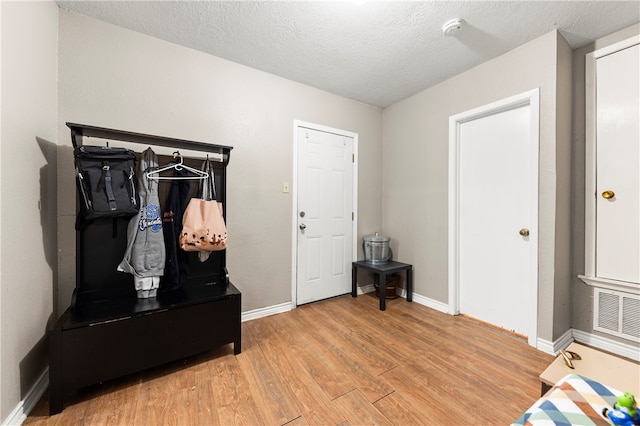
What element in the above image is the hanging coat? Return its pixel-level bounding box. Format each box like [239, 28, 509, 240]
[117, 148, 166, 286]
[160, 168, 191, 291]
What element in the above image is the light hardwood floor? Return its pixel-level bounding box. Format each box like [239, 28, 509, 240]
[26, 293, 553, 425]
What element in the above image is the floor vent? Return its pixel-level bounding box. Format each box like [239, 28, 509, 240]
[594, 288, 640, 342]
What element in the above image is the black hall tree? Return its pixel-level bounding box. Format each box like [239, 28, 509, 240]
[48, 123, 241, 414]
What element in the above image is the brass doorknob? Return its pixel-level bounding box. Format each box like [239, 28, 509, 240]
[519, 228, 530, 237]
[602, 190, 615, 199]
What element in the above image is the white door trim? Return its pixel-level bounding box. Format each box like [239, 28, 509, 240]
[291, 120, 358, 308]
[448, 88, 540, 347]
[582, 35, 640, 285]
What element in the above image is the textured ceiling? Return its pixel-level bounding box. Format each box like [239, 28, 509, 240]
[57, 1, 640, 108]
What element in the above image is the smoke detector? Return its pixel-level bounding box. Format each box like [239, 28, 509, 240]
[442, 19, 464, 36]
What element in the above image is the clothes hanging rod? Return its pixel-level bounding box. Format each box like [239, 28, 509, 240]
[67, 122, 233, 165]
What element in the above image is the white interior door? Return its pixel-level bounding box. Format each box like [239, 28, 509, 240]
[595, 43, 640, 283]
[296, 126, 354, 305]
[450, 90, 539, 342]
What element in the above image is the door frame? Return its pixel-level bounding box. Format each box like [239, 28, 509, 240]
[448, 89, 540, 347]
[291, 120, 359, 308]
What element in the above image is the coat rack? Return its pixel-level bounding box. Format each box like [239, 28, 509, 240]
[49, 123, 240, 414]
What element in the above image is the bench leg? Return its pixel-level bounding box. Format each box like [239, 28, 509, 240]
[352, 264, 357, 297]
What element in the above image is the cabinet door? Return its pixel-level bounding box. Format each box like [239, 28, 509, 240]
[596, 43, 640, 283]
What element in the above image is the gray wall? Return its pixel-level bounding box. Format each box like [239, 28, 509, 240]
[570, 23, 640, 344]
[57, 10, 383, 315]
[553, 33, 574, 341]
[0, 1, 58, 421]
[382, 31, 568, 343]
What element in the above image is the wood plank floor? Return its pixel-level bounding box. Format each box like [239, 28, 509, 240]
[26, 293, 554, 425]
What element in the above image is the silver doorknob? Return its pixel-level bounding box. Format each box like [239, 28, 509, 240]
[519, 228, 530, 237]
[299, 223, 306, 230]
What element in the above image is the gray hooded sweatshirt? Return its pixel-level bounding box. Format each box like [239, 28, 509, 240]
[117, 148, 166, 279]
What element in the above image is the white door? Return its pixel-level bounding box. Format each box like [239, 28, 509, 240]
[450, 90, 539, 342]
[595, 44, 640, 283]
[296, 126, 354, 305]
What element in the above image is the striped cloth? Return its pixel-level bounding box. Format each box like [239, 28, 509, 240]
[512, 374, 622, 425]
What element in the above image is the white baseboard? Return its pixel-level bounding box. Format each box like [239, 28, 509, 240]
[241, 301, 292, 322]
[555, 329, 575, 352]
[572, 329, 640, 362]
[358, 284, 375, 295]
[536, 329, 573, 355]
[241, 284, 375, 323]
[535, 338, 555, 355]
[358, 285, 449, 314]
[535, 328, 640, 360]
[2, 368, 48, 426]
[410, 292, 449, 313]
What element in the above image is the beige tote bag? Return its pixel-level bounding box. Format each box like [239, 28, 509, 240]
[180, 198, 227, 251]
[179, 158, 227, 252]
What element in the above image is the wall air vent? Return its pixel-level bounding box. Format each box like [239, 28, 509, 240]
[594, 288, 640, 342]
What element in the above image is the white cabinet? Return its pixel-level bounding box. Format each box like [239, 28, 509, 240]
[581, 35, 640, 342]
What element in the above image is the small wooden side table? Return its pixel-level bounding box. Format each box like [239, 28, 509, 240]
[352, 260, 413, 311]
